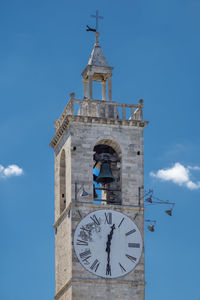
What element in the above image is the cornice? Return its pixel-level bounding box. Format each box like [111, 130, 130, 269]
[72, 201, 145, 211]
[50, 115, 148, 150]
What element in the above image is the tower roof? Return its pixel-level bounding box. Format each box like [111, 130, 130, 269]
[88, 33, 109, 67]
[81, 33, 113, 82]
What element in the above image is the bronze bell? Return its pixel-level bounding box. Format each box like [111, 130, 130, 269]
[96, 161, 115, 184]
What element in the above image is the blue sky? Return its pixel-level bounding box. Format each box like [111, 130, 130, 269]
[1, 0, 200, 299]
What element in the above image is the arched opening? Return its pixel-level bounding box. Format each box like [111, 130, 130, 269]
[60, 149, 66, 213]
[93, 140, 121, 205]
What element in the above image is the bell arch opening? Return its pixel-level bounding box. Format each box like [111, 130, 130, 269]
[93, 140, 121, 205]
[60, 149, 66, 213]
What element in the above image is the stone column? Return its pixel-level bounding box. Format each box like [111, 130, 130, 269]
[83, 79, 88, 99]
[88, 74, 93, 100]
[108, 75, 112, 101]
[102, 81, 106, 100]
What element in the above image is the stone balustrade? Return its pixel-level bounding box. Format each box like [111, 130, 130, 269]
[54, 96, 144, 131]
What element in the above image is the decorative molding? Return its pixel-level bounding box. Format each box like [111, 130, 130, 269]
[50, 114, 148, 150]
[72, 201, 145, 211]
[72, 276, 146, 285]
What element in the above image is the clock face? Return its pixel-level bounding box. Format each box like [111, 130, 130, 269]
[74, 209, 143, 279]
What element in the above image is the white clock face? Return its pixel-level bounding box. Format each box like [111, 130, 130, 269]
[74, 209, 143, 279]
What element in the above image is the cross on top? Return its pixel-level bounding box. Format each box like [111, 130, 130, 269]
[91, 10, 104, 33]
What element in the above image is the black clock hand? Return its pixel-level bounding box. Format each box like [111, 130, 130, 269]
[106, 236, 111, 275]
[106, 224, 115, 253]
[105, 224, 115, 275]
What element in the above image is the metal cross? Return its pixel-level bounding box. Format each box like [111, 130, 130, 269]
[91, 10, 104, 33]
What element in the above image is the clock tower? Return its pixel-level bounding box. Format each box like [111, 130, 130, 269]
[50, 31, 148, 300]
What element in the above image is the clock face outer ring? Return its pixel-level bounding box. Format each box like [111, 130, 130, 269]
[73, 209, 143, 279]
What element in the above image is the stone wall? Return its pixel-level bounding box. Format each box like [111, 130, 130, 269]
[54, 117, 145, 300]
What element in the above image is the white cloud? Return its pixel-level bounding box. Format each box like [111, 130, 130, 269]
[188, 165, 200, 171]
[150, 162, 200, 190]
[0, 164, 24, 178]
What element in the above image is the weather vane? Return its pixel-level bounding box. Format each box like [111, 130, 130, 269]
[86, 10, 104, 33]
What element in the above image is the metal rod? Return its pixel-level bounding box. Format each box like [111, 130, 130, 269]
[145, 219, 156, 224]
[75, 182, 84, 201]
[93, 199, 122, 204]
[148, 200, 175, 206]
[95, 187, 121, 192]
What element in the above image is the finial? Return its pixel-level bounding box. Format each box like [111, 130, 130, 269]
[95, 32, 100, 44]
[91, 10, 103, 33]
[86, 10, 104, 34]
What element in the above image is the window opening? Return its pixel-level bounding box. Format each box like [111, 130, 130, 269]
[93, 144, 121, 205]
[60, 150, 66, 213]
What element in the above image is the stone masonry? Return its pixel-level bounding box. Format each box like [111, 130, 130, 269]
[50, 31, 148, 300]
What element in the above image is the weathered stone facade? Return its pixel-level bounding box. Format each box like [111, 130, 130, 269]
[50, 32, 148, 300]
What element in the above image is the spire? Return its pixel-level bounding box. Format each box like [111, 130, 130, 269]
[81, 32, 113, 101]
[88, 33, 109, 67]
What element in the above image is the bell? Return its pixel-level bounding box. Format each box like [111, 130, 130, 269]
[96, 161, 115, 184]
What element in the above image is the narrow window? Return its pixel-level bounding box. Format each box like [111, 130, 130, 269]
[60, 149, 66, 213]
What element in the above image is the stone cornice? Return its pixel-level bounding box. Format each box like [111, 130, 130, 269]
[50, 115, 148, 150]
[72, 201, 145, 211]
[72, 276, 146, 285]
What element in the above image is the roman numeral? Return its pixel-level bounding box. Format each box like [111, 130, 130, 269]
[118, 217, 125, 228]
[125, 229, 136, 236]
[119, 263, 126, 273]
[105, 212, 112, 224]
[80, 249, 91, 262]
[90, 259, 100, 272]
[90, 214, 100, 225]
[80, 226, 91, 233]
[128, 243, 140, 248]
[77, 210, 82, 219]
[126, 254, 137, 263]
[76, 239, 88, 246]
